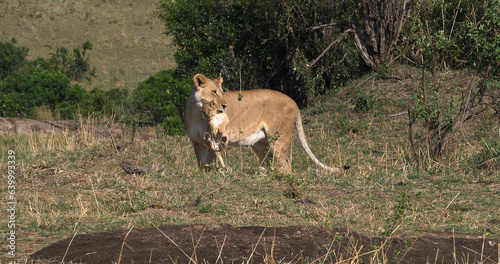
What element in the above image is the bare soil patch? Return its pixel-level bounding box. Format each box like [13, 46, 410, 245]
[30, 224, 499, 263]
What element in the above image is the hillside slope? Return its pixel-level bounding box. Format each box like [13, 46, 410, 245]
[0, 0, 175, 90]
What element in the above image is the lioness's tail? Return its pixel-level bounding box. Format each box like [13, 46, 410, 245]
[295, 111, 341, 173]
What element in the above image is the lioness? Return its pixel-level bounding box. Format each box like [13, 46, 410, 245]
[184, 74, 341, 174]
[184, 74, 227, 169]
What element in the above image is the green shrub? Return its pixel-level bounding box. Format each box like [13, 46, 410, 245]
[133, 69, 192, 135]
[0, 41, 130, 120]
[354, 90, 375, 113]
[403, 0, 500, 158]
[56, 102, 77, 120]
[401, 0, 500, 73]
[0, 41, 28, 81]
[0, 92, 31, 117]
[48, 40, 96, 82]
[78, 87, 122, 117]
[0, 68, 71, 117]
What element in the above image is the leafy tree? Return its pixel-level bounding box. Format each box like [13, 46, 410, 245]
[157, 0, 420, 104]
[157, 0, 366, 105]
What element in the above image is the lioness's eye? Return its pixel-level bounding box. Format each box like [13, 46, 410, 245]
[213, 90, 218, 95]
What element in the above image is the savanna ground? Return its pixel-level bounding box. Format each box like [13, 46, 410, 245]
[0, 65, 499, 263]
[1, 0, 500, 263]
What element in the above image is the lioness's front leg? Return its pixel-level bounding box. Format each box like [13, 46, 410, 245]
[192, 141, 217, 171]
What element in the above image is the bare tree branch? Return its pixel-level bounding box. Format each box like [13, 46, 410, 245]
[305, 0, 412, 71]
[306, 21, 352, 32]
[307, 29, 354, 70]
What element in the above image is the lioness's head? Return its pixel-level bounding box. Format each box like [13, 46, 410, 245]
[193, 74, 226, 112]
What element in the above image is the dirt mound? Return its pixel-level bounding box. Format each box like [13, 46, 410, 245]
[30, 224, 499, 263]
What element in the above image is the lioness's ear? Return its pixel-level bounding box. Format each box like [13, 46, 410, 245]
[214, 77, 223, 86]
[194, 74, 207, 89]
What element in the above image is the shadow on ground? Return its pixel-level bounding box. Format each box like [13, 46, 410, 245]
[30, 224, 499, 263]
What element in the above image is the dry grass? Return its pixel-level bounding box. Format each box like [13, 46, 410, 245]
[0, 65, 498, 262]
[0, 0, 175, 91]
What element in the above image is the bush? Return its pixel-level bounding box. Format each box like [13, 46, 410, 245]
[75, 87, 129, 118]
[133, 69, 192, 135]
[0, 41, 130, 121]
[56, 102, 78, 120]
[162, 116, 185, 136]
[400, 0, 500, 73]
[403, 0, 500, 158]
[0, 41, 28, 81]
[0, 68, 71, 117]
[48, 40, 96, 82]
[156, 0, 363, 105]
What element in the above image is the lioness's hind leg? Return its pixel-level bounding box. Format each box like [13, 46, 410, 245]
[251, 140, 271, 168]
[273, 137, 292, 174]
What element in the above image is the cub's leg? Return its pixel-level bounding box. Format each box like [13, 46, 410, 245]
[214, 151, 226, 168]
[204, 132, 226, 168]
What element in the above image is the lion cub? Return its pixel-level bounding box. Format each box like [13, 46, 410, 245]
[199, 100, 230, 167]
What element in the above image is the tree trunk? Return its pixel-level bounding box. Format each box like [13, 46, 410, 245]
[352, 0, 412, 70]
[308, 0, 412, 71]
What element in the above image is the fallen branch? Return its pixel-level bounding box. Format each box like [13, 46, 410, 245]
[120, 161, 166, 175]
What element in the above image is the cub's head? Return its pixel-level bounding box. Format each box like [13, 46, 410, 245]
[193, 74, 226, 111]
[199, 100, 219, 119]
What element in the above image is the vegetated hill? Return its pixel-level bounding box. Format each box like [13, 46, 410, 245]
[1, 64, 499, 262]
[0, 0, 175, 90]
